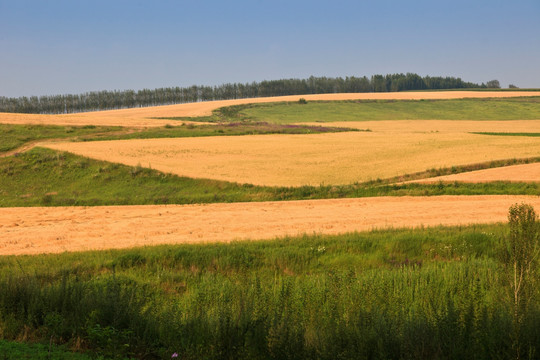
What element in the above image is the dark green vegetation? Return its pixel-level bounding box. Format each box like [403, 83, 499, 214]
[0, 124, 121, 153]
[2, 222, 540, 359]
[0, 73, 481, 114]
[95, 122, 358, 141]
[473, 132, 540, 137]
[0, 339, 100, 359]
[1, 148, 539, 207]
[222, 97, 540, 124]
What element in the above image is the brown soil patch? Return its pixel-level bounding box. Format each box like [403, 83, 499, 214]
[1, 91, 539, 128]
[2, 195, 539, 255]
[44, 132, 540, 186]
[408, 163, 540, 184]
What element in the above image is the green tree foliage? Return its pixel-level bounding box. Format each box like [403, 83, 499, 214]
[0, 73, 481, 114]
[500, 203, 540, 358]
[487, 79, 501, 88]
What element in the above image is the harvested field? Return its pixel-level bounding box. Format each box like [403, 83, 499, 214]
[1, 91, 539, 127]
[408, 162, 540, 184]
[2, 195, 540, 255]
[303, 120, 540, 134]
[44, 132, 540, 186]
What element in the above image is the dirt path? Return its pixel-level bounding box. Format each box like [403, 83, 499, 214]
[1, 91, 539, 128]
[1, 195, 539, 255]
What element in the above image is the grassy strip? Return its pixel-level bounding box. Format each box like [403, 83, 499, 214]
[472, 132, 540, 137]
[0, 148, 539, 207]
[0, 339, 102, 360]
[202, 97, 540, 124]
[1, 224, 539, 358]
[0, 124, 122, 153]
[91, 122, 360, 142]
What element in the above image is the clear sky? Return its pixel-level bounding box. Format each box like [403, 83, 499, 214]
[1, 0, 539, 97]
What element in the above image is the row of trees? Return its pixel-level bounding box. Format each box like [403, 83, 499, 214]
[0, 73, 483, 114]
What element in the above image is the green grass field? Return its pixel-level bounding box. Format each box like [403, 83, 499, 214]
[1, 223, 539, 359]
[218, 97, 540, 124]
[1, 148, 538, 207]
[0, 340, 106, 360]
[94, 122, 358, 141]
[0, 124, 121, 153]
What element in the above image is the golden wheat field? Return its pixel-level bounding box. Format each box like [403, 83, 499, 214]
[407, 162, 540, 184]
[306, 120, 540, 134]
[44, 131, 540, 186]
[2, 91, 540, 127]
[3, 195, 540, 255]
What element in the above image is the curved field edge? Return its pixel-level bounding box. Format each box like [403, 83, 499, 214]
[404, 162, 540, 184]
[1, 223, 540, 359]
[42, 131, 540, 187]
[0, 123, 358, 156]
[1, 148, 539, 208]
[201, 96, 540, 124]
[2, 91, 540, 127]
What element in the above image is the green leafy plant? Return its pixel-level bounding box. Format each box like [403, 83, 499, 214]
[500, 203, 540, 358]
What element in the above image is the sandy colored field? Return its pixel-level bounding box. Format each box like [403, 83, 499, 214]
[1, 91, 539, 128]
[1, 195, 539, 255]
[407, 163, 540, 184]
[45, 132, 540, 186]
[303, 120, 540, 134]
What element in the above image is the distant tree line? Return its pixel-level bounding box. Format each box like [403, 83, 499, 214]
[0, 73, 484, 114]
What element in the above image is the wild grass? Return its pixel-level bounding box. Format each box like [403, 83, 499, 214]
[0, 124, 121, 153]
[1, 224, 540, 359]
[216, 97, 540, 124]
[0, 339, 100, 359]
[92, 122, 358, 142]
[1, 148, 538, 207]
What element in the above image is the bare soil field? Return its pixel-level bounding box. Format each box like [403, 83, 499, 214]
[44, 132, 540, 186]
[1, 91, 539, 127]
[407, 162, 540, 184]
[1, 195, 539, 255]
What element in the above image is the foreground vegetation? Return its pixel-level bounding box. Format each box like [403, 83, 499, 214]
[214, 97, 540, 124]
[1, 148, 538, 207]
[0, 339, 99, 359]
[1, 219, 539, 359]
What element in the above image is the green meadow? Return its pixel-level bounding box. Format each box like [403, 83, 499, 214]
[218, 97, 540, 124]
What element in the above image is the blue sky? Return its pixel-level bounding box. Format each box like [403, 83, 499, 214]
[1, 0, 539, 97]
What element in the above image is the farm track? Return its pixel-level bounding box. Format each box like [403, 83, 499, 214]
[2, 195, 540, 255]
[1, 91, 540, 127]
